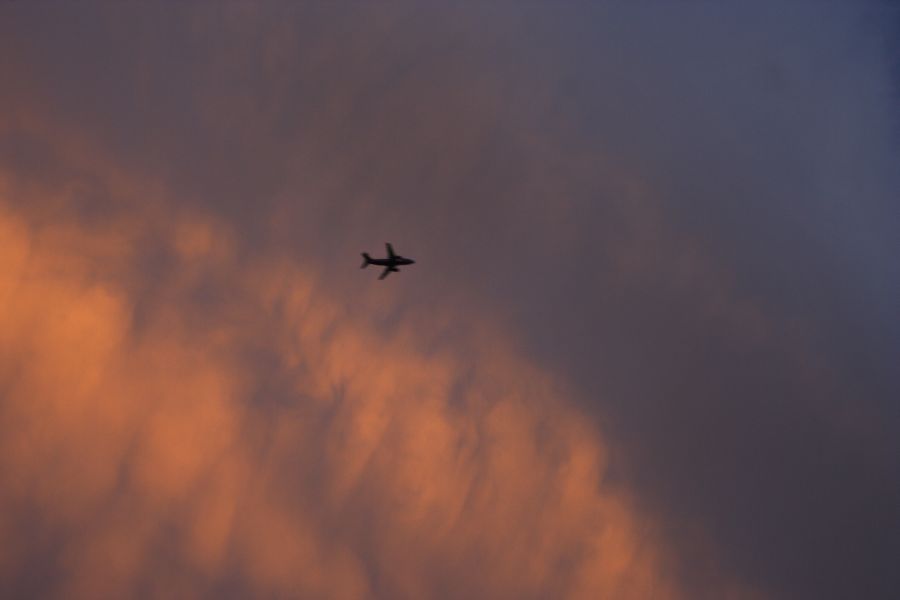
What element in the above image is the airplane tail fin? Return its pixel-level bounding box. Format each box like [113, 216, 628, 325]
[361, 253, 371, 268]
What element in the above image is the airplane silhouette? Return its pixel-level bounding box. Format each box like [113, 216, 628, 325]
[361, 243, 415, 280]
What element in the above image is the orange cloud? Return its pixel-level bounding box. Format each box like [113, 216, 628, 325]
[0, 141, 688, 598]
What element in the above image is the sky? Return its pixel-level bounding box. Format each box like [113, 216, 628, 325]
[0, 3, 898, 599]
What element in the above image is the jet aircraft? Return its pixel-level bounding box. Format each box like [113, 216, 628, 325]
[361, 243, 415, 279]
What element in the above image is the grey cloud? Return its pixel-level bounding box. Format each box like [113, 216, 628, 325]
[1, 2, 898, 599]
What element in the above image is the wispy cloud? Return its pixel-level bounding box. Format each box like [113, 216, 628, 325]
[0, 141, 686, 597]
[0, 3, 897, 598]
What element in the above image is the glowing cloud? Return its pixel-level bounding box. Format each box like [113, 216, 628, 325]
[0, 152, 686, 598]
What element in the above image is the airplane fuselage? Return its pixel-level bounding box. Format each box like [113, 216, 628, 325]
[366, 257, 414, 267]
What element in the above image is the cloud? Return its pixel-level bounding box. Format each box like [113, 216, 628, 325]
[0, 143, 691, 598]
[1, 2, 898, 598]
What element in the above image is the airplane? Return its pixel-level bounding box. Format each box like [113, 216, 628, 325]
[361, 243, 416, 280]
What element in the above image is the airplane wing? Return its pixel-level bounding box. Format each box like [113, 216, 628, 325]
[386, 242, 396, 258]
[378, 266, 400, 280]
